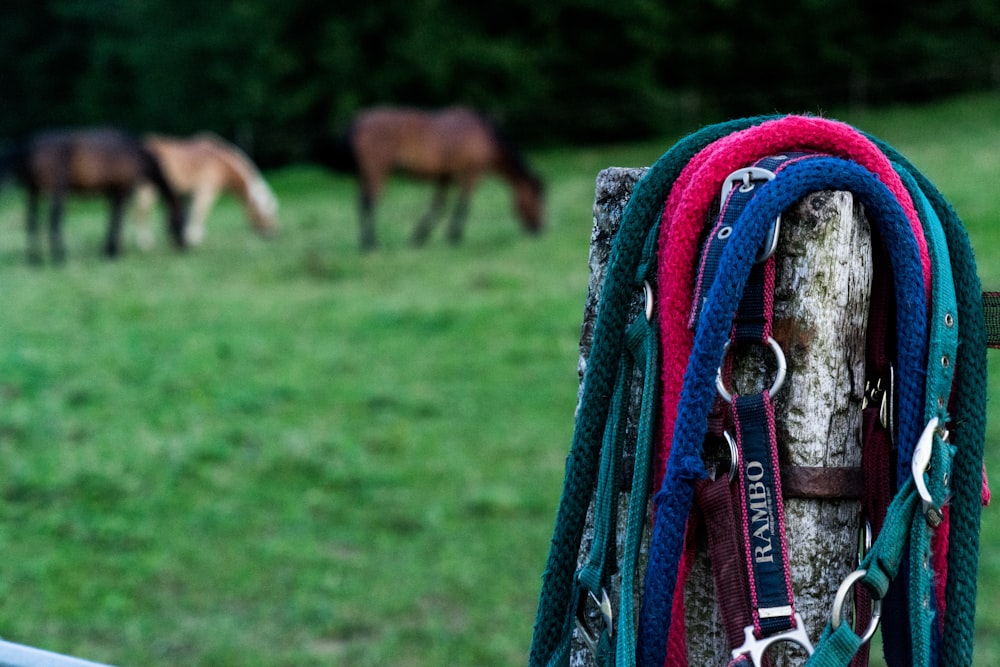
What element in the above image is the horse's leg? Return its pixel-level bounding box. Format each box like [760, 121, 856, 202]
[48, 189, 67, 263]
[132, 184, 157, 250]
[411, 179, 449, 246]
[25, 188, 43, 264]
[445, 180, 474, 244]
[184, 186, 216, 246]
[103, 192, 127, 258]
[358, 176, 380, 251]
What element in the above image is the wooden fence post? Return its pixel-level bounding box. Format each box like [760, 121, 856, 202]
[571, 167, 873, 666]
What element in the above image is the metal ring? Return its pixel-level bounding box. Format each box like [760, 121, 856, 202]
[857, 520, 873, 562]
[831, 569, 882, 645]
[911, 417, 940, 507]
[643, 281, 654, 322]
[715, 336, 787, 403]
[723, 431, 739, 483]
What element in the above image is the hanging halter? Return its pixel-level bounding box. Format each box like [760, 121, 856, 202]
[529, 114, 989, 667]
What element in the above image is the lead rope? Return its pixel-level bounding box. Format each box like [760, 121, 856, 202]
[529, 116, 774, 667]
[573, 222, 661, 667]
[895, 163, 958, 667]
[869, 137, 987, 667]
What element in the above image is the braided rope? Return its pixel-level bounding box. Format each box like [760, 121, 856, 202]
[654, 116, 933, 500]
[528, 116, 775, 667]
[530, 116, 987, 667]
[639, 157, 928, 667]
[872, 139, 987, 667]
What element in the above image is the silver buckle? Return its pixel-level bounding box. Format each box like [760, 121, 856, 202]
[862, 366, 895, 444]
[720, 166, 777, 202]
[575, 588, 613, 655]
[719, 166, 781, 262]
[731, 612, 814, 666]
[912, 416, 949, 525]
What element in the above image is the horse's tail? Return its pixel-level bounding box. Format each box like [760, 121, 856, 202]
[138, 146, 187, 248]
[311, 125, 358, 174]
[0, 139, 28, 189]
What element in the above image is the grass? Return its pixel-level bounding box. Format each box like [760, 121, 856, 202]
[0, 92, 997, 665]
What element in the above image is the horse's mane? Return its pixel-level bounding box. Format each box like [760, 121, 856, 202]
[191, 132, 264, 181]
[481, 115, 543, 192]
[310, 127, 358, 174]
[187, 132, 276, 216]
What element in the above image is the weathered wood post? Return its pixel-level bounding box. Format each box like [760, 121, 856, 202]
[572, 167, 872, 666]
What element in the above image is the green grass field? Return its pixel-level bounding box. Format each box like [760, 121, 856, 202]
[0, 93, 997, 666]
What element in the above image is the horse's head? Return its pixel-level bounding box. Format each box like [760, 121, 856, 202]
[514, 172, 545, 234]
[248, 179, 279, 237]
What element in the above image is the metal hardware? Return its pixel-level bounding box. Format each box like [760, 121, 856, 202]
[831, 569, 882, 645]
[863, 379, 888, 428]
[731, 612, 814, 666]
[719, 166, 781, 262]
[912, 417, 940, 512]
[862, 366, 895, 443]
[575, 588, 613, 655]
[758, 605, 794, 619]
[858, 520, 873, 563]
[716, 336, 787, 404]
[643, 280, 654, 322]
[723, 430, 739, 483]
[720, 167, 777, 202]
[756, 215, 782, 263]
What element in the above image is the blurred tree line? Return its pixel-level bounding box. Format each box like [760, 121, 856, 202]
[1, 0, 998, 166]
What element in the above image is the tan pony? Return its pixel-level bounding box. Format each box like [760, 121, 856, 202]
[133, 132, 279, 247]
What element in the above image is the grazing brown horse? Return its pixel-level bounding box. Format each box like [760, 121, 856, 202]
[133, 132, 279, 248]
[337, 106, 544, 250]
[0, 127, 185, 263]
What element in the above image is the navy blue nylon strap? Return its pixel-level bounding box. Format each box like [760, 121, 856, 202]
[637, 157, 928, 667]
[691, 154, 806, 333]
[699, 154, 799, 640]
[732, 391, 794, 636]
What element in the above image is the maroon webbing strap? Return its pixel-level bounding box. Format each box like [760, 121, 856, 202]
[696, 477, 753, 648]
[852, 239, 896, 667]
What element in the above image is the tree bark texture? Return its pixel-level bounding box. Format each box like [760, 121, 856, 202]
[571, 167, 873, 666]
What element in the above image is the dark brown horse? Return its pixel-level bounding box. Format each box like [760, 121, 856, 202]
[0, 127, 186, 263]
[331, 106, 545, 250]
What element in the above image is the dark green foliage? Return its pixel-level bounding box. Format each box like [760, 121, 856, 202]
[1, 2, 999, 168]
